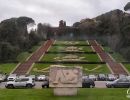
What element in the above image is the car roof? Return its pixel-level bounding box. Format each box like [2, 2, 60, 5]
[9, 74, 17, 76]
[39, 75, 45, 76]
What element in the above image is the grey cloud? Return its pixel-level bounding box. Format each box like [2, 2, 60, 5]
[0, 0, 129, 26]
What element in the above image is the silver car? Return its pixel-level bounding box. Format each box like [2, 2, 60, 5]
[0, 74, 7, 82]
[5, 77, 35, 88]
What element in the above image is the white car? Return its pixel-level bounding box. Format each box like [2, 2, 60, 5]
[82, 76, 88, 80]
[5, 77, 35, 88]
[126, 76, 130, 80]
[36, 75, 46, 81]
[118, 74, 127, 79]
[18, 75, 26, 78]
[107, 74, 116, 81]
[88, 75, 97, 81]
[28, 75, 36, 80]
[0, 74, 7, 82]
[7, 74, 17, 81]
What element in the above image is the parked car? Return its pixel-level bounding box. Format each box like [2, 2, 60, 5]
[28, 75, 36, 80]
[97, 74, 106, 81]
[106, 78, 130, 88]
[36, 75, 46, 81]
[7, 74, 17, 81]
[88, 74, 97, 81]
[82, 76, 88, 80]
[5, 77, 35, 88]
[127, 76, 130, 79]
[0, 73, 7, 82]
[107, 74, 116, 81]
[118, 74, 127, 79]
[42, 80, 49, 88]
[82, 78, 95, 88]
[18, 75, 26, 78]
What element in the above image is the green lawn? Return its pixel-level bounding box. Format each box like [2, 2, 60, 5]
[0, 89, 128, 100]
[54, 41, 88, 45]
[103, 47, 113, 52]
[16, 44, 41, 62]
[124, 64, 130, 72]
[84, 54, 101, 62]
[111, 52, 126, 62]
[29, 45, 40, 53]
[30, 63, 110, 75]
[49, 46, 93, 52]
[0, 63, 17, 74]
[30, 63, 50, 75]
[41, 54, 101, 62]
[16, 52, 31, 62]
[81, 64, 110, 74]
[63, 64, 110, 74]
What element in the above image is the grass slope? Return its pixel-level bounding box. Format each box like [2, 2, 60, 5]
[0, 63, 17, 74]
[16, 52, 30, 62]
[111, 52, 126, 62]
[124, 64, 130, 72]
[103, 47, 113, 52]
[30, 64, 110, 75]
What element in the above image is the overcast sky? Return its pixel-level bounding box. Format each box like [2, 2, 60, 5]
[0, 0, 129, 26]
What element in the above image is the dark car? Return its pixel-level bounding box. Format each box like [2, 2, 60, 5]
[42, 80, 49, 88]
[106, 78, 130, 88]
[97, 74, 106, 81]
[82, 78, 95, 88]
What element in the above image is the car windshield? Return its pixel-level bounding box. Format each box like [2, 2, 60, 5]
[39, 75, 45, 77]
[100, 74, 105, 77]
[89, 75, 95, 78]
[109, 74, 115, 77]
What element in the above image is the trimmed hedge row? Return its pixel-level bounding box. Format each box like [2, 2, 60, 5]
[36, 61, 106, 64]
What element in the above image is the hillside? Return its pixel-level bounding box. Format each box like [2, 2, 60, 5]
[73, 9, 130, 60]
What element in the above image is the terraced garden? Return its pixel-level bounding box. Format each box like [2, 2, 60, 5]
[30, 40, 111, 75]
[0, 40, 128, 75]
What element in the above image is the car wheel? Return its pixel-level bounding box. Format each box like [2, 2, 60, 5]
[44, 85, 49, 88]
[47, 86, 49, 88]
[26, 84, 32, 88]
[111, 85, 114, 88]
[46, 85, 49, 88]
[106, 85, 111, 88]
[7, 84, 14, 89]
[87, 85, 90, 88]
[91, 85, 95, 88]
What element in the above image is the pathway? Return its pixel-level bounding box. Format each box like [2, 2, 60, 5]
[12, 40, 54, 75]
[88, 40, 128, 75]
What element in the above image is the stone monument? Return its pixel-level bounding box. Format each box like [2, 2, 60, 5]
[49, 65, 82, 96]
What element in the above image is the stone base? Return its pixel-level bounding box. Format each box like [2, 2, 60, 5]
[53, 88, 78, 96]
